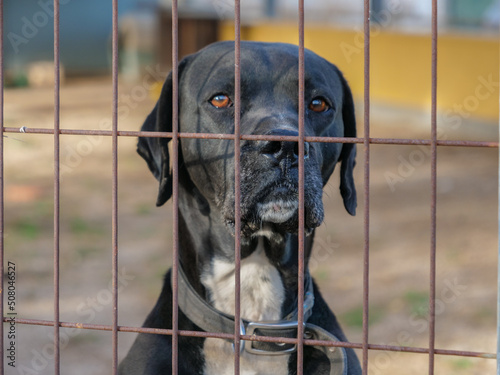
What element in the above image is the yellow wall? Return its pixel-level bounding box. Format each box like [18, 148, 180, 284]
[219, 23, 499, 122]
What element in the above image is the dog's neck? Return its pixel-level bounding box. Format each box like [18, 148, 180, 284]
[177, 185, 313, 321]
[200, 237, 285, 321]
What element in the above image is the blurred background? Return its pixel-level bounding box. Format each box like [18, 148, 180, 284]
[3, 0, 499, 374]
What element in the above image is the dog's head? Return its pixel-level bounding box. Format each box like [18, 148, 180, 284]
[138, 41, 356, 237]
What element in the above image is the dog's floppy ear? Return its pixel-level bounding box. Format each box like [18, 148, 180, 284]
[137, 57, 191, 207]
[338, 74, 357, 216]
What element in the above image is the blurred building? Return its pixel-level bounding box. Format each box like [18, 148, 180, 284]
[154, 0, 499, 122]
[160, 0, 499, 31]
[4, 0, 157, 84]
[5, 0, 497, 77]
[4, 0, 498, 123]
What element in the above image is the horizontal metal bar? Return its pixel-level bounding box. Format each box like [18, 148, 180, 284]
[5, 317, 495, 359]
[3, 127, 498, 148]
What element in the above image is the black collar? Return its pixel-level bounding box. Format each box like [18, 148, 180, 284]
[174, 266, 349, 375]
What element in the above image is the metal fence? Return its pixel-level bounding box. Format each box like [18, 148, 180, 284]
[0, 0, 498, 374]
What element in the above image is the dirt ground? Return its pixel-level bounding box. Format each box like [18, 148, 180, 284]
[3, 77, 498, 374]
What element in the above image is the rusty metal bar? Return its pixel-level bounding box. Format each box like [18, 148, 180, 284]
[362, 0, 371, 373]
[171, 0, 180, 373]
[498, 33, 500, 375]
[53, 1, 61, 373]
[429, 1, 438, 374]
[233, 0, 242, 373]
[0, 0, 4, 373]
[4, 316, 496, 359]
[498, 60, 500, 375]
[297, 0, 306, 374]
[5, 127, 498, 148]
[111, 0, 119, 373]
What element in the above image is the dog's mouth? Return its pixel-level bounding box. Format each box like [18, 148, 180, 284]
[223, 148, 326, 237]
[257, 199, 299, 224]
[227, 182, 324, 237]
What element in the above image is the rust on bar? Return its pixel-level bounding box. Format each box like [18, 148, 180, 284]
[171, 0, 180, 374]
[111, 0, 119, 373]
[0, 0, 4, 372]
[3, 127, 498, 149]
[297, 0, 306, 374]
[429, 1, 438, 374]
[2, 316, 498, 359]
[233, 0, 242, 373]
[171, 12, 181, 375]
[53, 1, 61, 374]
[4, 316, 497, 359]
[362, 0, 371, 373]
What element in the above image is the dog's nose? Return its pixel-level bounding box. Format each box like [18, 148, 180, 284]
[261, 129, 310, 165]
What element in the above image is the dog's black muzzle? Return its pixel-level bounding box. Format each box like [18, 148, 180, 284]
[234, 128, 324, 237]
[259, 129, 310, 168]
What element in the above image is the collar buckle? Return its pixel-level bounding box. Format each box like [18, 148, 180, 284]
[245, 321, 302, 355]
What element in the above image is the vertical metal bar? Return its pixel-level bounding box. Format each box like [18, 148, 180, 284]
[171, 0, 180, 373]
[53, 1, 61, 374]
[0, 0, 4, 373]
[497, 19, 500, 375]
[297, 0, 305, 373]
[362, 0, 371, 373]
[429, 1, 438, 373]
[233, 0, 242, 374]
[111, 0, 119, 373]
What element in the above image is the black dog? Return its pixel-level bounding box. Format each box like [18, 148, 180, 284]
[119, 41, 361, 375]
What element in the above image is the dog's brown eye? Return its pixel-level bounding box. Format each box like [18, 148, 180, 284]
[210, 94, 232, 109]
[309, 98, 329, 113]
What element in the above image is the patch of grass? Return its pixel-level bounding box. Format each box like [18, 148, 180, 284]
[341, 305, 384, 328]
[70, 217, 89, 234]
[135, 203, 151, 215]
[69, 217, 106, 236]
[66, 331, 103, 344]
[12, 219, 40, 240]
[8, 199, 54, 241]
[76, 247, 99, 260]
[451, 358, 473, 371]
[313, 269, 330, 281]
[404, 290, 429, 317]
[35, 200, 53, 217]
[474, 306, 496, 322]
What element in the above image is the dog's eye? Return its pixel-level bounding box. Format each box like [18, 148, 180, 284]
[209, 94, 233, 109]
[308, 97, 330, 113]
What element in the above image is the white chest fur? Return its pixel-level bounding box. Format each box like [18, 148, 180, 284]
[201, 239, 290, 375]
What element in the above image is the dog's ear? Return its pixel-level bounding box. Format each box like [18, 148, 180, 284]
[338, 73, 357, 216]
[137, 57, 191, 207]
